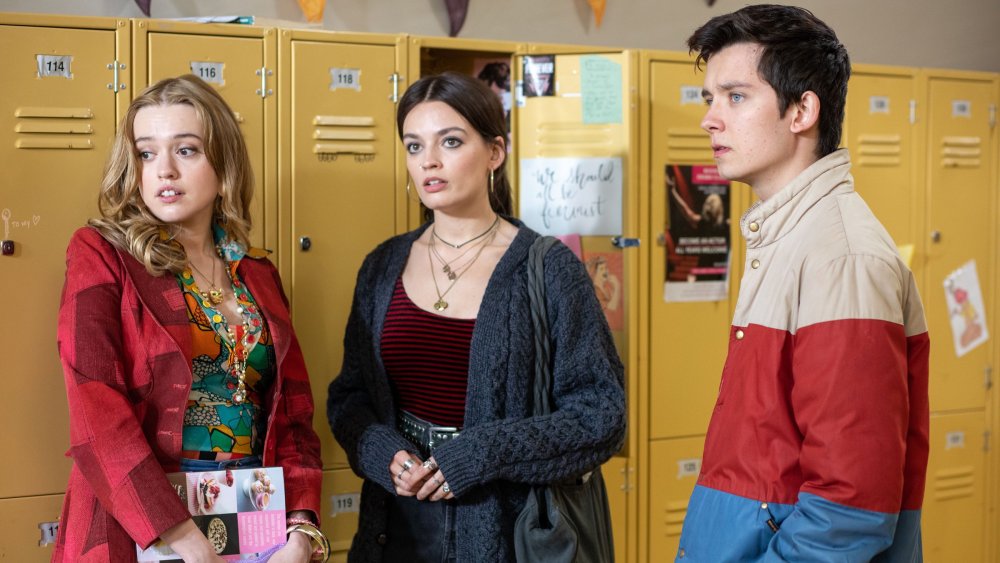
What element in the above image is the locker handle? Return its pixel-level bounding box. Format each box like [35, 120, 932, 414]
[930, 230, 941, 243]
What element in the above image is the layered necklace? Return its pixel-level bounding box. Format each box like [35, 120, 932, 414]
[184, 252, 258, 405]
[427, 218, 499, 312]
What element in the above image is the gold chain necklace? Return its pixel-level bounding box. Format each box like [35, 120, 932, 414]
[432, 215, 500, 249]
[191, 257, 252, 405]
[188, 254, 225, 305]
[427, 227, 496, 312]
[430, 228, 492, 280]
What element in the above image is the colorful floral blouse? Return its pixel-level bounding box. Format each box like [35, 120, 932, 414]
[178, 229, 276, 459]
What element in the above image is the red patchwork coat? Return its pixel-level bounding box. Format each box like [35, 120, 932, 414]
[52, 227, 322, 562]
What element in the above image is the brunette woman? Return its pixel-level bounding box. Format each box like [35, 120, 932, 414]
[328, 72, 626, 562]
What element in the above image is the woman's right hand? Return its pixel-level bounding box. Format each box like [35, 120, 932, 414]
[390, 450, 425, 496]
[159, 519, 226, 562]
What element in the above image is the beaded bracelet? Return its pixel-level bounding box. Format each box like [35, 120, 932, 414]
[286, 516, 315, 527]
[287, 523, 331, 562]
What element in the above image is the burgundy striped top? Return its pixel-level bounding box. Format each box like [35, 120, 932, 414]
[381, 277, 475, 428]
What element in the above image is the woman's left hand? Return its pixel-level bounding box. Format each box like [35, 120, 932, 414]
[414, 457, 455, 502]
[266, 532, 313, 563]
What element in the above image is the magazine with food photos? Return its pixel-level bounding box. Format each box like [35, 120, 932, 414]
[136, 467, 286, 562]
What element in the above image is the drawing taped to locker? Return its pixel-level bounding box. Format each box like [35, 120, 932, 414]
[943, 260, 989, 357]
[664, 163, 731, 302]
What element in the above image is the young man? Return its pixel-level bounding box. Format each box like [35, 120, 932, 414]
[676, 5, 930, 562]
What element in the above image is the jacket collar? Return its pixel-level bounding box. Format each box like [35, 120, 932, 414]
[740, 148, 854, 249]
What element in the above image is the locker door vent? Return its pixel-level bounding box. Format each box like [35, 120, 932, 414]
[14, 106, 95, 150]
[856, 134, 902, 167]
[532, 122, 616, 157]
[665, 127, 712, 162]
[664, 500, 688, 537]
[940, 136, 982, 169]
[313, 115, 376, 159]
[932, 466, 975, 502]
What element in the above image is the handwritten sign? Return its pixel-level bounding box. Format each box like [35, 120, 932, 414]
[519, 157, 622, 236]
[581, 56, 622, 124]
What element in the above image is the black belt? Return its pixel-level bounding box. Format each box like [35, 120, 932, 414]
[398, 410, 461, 456]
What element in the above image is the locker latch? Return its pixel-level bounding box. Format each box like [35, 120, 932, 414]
[611, 237, 640, 249]
[256, 68, 274, 99]
[106, 61, 127, 93]
[389, 73, 401, 103]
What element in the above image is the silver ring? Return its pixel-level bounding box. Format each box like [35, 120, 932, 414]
[401, 459, 414, 471]
[431, 476, 443, 486]
[442, 484, 451, 494]
[397, 470, 405, 480]
[422, 460, 438, 471]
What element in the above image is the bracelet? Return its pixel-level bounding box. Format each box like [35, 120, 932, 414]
[286, 516, 315, 527]
[287, 523, 331, 563]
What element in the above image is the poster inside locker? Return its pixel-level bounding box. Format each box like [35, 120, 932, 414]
[663, 164, 730, 302]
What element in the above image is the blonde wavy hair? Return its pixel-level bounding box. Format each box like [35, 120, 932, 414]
[89, 74, 253, 276]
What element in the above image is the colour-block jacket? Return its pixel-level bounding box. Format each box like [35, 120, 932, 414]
[327, 221, 627, 562]
[676, 150, 930, 562]
[52, 227, 322, 562]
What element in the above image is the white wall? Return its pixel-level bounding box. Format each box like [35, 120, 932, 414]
[5, 0, 999, 72]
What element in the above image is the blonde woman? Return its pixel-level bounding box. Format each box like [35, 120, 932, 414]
[54, 75, 324, 563]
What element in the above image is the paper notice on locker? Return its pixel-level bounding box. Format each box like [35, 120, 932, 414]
[518, 156, 622, 236]
[943, 260, 989, 358]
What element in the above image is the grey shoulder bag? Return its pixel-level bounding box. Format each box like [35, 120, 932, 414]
[513, 236, 615, 563]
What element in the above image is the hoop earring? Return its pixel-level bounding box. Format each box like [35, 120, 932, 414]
[405, 179, 420, 202]
[488, 168, 495, 195]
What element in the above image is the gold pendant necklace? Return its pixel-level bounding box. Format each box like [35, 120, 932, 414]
[428, 227, 496, 311]
[430, 229, 491, 280]
[189, 255, 225, 305]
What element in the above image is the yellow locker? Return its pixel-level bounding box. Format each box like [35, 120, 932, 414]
[645, 56, 736, 441]
[923, 410, 987, 562]
[277, 30, 403, 470]
[646, 436, 704, 562]
[132, 20, 278, 254]
[319, 467, 365, 558]
[923, 71, 997, 413]
[0, 494, 65, 562]
[602, 456, 629, 563]
[0, 12, 129, 560]
[844, 65, 923, 282]
[514, 48, 639, 561]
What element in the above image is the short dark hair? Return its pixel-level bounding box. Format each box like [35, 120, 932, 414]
[687, 4, 850, 157]
[396, 72, 512, 221]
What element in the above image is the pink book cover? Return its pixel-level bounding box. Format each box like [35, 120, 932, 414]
[136, 467, 286, 561]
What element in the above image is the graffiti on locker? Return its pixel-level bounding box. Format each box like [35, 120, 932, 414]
[943, 260, 989, 357]
[663, 164, 730, 303]
[583, 250, 623, 331]
[519, 157, 622, 236]
[581, 55, 622, 124]
[2, 208, 42, 233]
[522, 54, 555, 97]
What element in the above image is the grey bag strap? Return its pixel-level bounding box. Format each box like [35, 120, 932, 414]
[526, 236, 559, 418]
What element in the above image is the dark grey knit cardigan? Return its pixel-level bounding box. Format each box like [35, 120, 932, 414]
[327, 220, 626, 562]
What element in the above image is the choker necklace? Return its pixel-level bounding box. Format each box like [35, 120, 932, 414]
[430, 227, 492, 280]
[188, 254, 225, 305]
[432, 215, 500, 249]
[428, 227, 497, 311]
